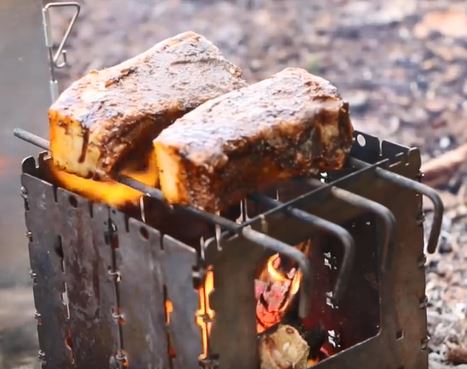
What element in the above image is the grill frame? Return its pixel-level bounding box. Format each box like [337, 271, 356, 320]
[19, 130, 442, 369]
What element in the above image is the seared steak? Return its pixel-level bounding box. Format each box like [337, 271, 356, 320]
[49, 31, 246, 179]
[154, 68, 353, 211]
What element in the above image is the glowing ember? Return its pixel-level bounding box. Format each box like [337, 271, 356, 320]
[165, 299, 173, 324]
[307, 357, 319, 366]
[308, 345, 334, 366]
[196, 269, 215, 359]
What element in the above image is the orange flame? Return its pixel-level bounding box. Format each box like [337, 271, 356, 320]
[307, 357, 319, 366]
[265, 254, 289, 283]
[48, 151, 158, 207]
[165, 299, 173, 324]
[256, 253, 303, 333]
[196, 269, 215, 359]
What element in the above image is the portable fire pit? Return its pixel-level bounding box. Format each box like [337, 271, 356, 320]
[15, 127, 443, 369]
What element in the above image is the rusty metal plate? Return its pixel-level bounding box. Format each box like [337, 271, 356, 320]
[20, 132, 428, 369]
[56, 188, 119, 369]
[161, 235, 201, 369]
[143, 196, 213, 249]
[22, 157, 73, 369]
[112, 213, 169, 369]
[205, 234, 271, 369]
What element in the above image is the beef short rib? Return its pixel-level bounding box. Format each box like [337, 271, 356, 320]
[49, 31, 246, 179]
[154, 68, 353, 211]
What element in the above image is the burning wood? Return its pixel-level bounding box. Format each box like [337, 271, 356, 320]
[255, 254, 302, 333]
[421, 143, 467, 188]
[255, 242, 310, 334]
[259, 325, 310, 369]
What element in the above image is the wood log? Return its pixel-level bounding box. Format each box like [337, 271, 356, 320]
[447, 346, 467, 365]
[259, 325, 309, 369]
[421, 143, 467, 188]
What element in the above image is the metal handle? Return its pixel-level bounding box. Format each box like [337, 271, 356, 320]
[42, 2, 80, 102]
[350, 158, 444, 254]
[328, 185, 396, 273]
[42, 2, 80, 69]
[250, 193, 356, 306]
[375, 169, 443, 254]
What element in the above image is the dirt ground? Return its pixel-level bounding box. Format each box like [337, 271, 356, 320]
[1, 0, 466, 368]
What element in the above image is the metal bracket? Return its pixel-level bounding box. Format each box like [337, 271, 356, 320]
[42, 1, 80, 102]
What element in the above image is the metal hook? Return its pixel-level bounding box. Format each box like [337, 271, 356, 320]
[42, 2, 80, 101]
[43, 2, 80, 69]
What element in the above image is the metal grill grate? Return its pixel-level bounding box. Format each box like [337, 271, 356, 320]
[16, 129, 443, 369]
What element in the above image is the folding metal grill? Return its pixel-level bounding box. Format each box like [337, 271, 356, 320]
[15, 128, 443, 369]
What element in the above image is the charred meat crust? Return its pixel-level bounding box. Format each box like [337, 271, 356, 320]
[155, 68, 354, 212]
[49, 31, 246, 178]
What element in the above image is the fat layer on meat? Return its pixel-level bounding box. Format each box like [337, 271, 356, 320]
[154, 67, 354, 212]
[49, 31, 246, 179]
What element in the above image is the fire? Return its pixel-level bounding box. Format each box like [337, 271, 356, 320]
[307, 357, 319, 366]
[255, 253, 303, 334]
[165, 299, 173, 324]
[196, 268, 215, 359]
[48, 150, 158, 207]
[308, 345, 334, 366]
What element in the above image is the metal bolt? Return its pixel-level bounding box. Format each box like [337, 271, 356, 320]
[34, 311, 42, 320]
[417, 254, 426, 268]
[29, 270, 38, 283]
[108, 269, 121, 282]
[420, 336, 429, 350]
[26, 231, 33, 241]
[109, 221, 117, 233]
[38, 350, 46, 361]
[20, 186, 28, 199]
[417, 171, 425, 180]
[416, 212, 426, 225]
[419, 295, 428, 309]
[112, 311, 125, 324]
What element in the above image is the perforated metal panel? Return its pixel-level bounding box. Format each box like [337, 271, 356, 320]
[20, 130, 431, 369]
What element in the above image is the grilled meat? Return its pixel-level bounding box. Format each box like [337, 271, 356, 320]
[49, 31, 246, 179]
[154, 68, 353, 211]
